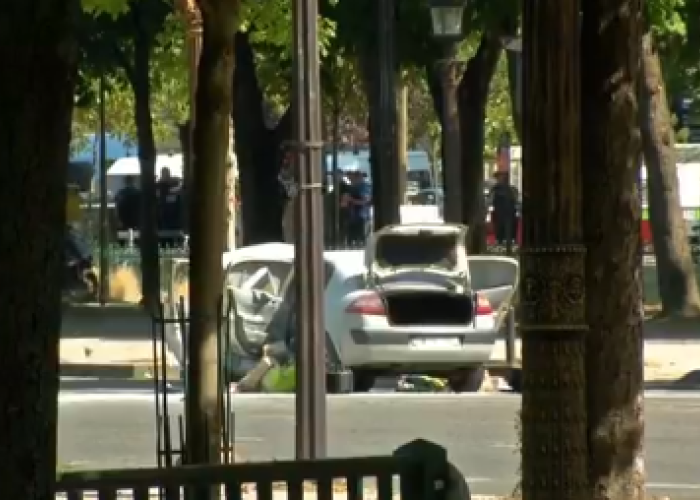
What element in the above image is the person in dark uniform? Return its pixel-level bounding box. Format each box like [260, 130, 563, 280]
[156, 167, 184, 246]
[488, 171, 518, 246]
[115, 175, 141, 231]
[337, 170, 353, 245]
[347, 171, 372, 245]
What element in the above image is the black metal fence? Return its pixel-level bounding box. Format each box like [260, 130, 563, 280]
[55, 438, 454, 500]
[150, 291, 237, 469]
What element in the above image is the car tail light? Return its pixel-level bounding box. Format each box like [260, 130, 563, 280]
[345, 292, 386, 316]
[475, 293, 493, 316]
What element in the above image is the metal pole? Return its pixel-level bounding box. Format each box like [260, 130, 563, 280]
[441, 47, 462, 223]
[293, 0, 327, 459]
[331, 102, 340, 247]
[375, 0, 400, 229]
[98, 73, 109, 304]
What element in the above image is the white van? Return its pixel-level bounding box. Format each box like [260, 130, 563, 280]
[105, 154, 184, 198]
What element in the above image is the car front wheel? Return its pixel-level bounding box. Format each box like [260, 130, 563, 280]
[447, 366, 485, 393]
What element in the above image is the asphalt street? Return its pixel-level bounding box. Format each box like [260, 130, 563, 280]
[58, 390, 700, 498]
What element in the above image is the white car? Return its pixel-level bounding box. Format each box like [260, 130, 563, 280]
[217, 223, 519, 393]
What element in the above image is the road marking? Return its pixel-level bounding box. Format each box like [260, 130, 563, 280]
[648, 482, 700, 490]
[490, 442, 517, 449]
[59, 393, 157, 404]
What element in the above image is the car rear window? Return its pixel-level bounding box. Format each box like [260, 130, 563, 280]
[375, 233, 458, 269]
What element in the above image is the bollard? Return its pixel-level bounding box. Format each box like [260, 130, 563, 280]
[505, 306, 516, 366]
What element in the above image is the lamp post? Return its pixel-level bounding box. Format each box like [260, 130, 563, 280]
[429, 0, 467, 223]
[292, 0, 327, 459]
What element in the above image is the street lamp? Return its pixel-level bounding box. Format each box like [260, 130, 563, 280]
[429, 0, 466, 223]
[429, 0, 466, 41]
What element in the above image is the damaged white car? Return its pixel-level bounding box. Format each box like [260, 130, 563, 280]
[216, 223, 519, 393]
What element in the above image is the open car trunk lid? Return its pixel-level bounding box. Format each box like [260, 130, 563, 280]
[364, 224, 475, 325]
[364, 223, 471, 287]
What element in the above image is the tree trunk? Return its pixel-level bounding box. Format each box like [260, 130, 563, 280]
[639, 32, 700, 317]
[359, 42, 400, 231]
[132, 38, 160, 307]
[0, 1, 77, 498]
[233, 33, 290, 244]
[186, 0, 240, 467]
[582, 1, 645, 498]
[520, 0, 588, 499]
[426, 31, 504, 252]
[457, 34, 502, 253]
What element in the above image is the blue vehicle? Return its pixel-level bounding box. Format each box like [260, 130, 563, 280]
[324, 149, 436, 193]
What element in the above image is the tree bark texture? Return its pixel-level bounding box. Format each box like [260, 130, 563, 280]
[639, 32, 700, 317]
[582, 1, 645, 499]
[132, 36, 161, 307]
[186, 0, 240, 468]
[520, 0, 588, 498]
[426, 25, 509, 252]
[0, 0, 78, 498]
[457, 34, 503, 253]
[359, 39, 400, 231]
[233, 33, 291, 244]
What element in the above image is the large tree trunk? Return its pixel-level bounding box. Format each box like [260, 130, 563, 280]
[0, 1, 77, 498]
[426, 31, 505, 252]
[639, 32, 700, 317]
[186, 0, 240, 466]
[457, 34, 502, 253]
[520, 0, 588, 499]
[359, 26, 401, 231]
[233, 33, 290, 244]
[582, 1, 645, 499]
[132, 37, 160, 307]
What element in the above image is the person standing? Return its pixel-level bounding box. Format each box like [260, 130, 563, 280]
[488, 171, 519, 246]
[115, 175, 141, 232]
[347, 171, 372, 245]
[337, 170, 353, 245]
[156, 167, 184, 246]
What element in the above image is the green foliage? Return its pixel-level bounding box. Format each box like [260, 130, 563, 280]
[648, 0, 686, 38]
[484, 53, 517, 153]
[75, 0, 187, 146]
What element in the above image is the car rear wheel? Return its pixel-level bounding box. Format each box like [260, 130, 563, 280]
[352, 370, 376, 392]
[447, 366, 485, 393]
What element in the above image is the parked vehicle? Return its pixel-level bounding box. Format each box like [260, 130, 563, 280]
[219, 223, 519, 393]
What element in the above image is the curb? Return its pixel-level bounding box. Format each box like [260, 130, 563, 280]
[60, 363, 181, 381]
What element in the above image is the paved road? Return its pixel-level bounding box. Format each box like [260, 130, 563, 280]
[58, 391, 700, 498]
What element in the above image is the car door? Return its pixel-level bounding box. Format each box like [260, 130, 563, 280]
[226, 260, 292, 357]
[467, 255, 519, 328]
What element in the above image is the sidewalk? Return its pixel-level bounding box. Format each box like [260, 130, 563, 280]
[59, 338, 180, 380]
[59, 336, 700, 388]
[489, 339, 700, 385]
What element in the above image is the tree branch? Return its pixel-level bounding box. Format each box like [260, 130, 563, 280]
[112, 44, 136, 85]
